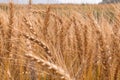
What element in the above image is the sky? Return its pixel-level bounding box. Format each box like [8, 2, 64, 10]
[0, 0, 103, 4]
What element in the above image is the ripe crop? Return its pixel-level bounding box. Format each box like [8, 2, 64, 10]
[0, 2, 120, 80]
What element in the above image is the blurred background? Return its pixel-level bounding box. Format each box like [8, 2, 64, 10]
[0, 0, 103, 4]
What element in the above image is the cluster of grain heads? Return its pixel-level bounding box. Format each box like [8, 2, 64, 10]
[0, 2, 120, 80]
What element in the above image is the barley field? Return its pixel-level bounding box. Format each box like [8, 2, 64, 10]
[0, 2, 120, 80]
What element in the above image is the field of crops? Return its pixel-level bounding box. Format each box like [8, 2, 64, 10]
[0, 2, 120, 80]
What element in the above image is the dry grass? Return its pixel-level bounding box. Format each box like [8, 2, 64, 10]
[0, 2, 120, 80]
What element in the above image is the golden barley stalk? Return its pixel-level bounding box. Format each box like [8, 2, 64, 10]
[25, 53, 73, 80]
